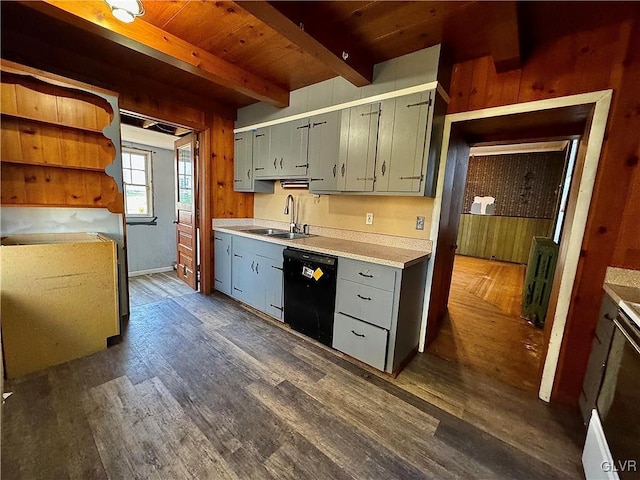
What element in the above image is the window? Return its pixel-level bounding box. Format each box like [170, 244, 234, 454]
[122, 148, 153, 216]
[177, 144, 193, 204]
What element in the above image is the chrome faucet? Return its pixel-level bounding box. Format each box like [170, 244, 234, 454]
[284, 194, 296, 233]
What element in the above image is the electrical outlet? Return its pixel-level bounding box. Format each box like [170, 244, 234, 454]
[366, 213, 374, 225]
[416, 216, 425, 230]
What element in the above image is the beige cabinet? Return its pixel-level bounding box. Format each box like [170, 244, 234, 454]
[0, 233, 120, 378]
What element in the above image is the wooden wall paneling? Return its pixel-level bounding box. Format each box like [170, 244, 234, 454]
[612, 165, 640, 267]
[551, 18, 640, 404]
[448, 59, 474, 113]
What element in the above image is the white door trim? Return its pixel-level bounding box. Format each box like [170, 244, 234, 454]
[419, 89, 613, 402]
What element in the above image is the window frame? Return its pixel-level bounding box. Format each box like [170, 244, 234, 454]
[122, 147, 154, 218]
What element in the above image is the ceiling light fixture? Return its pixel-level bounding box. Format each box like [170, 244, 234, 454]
[104, 0, 145, 23]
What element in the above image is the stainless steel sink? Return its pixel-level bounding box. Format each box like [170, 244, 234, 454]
[270, 232, 312, 239]
[245, 228, 288, 236]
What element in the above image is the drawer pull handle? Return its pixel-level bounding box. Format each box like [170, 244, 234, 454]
[310, 178, 324, 182]
[358, 272, 373, 278]
[214, 236, 222, 241]
[351, 330, 366, 338]
[234, 287, 243, 293]
[234, 254, 243, 258]
[271, 265, 283, 271]
[270, 304, 283, 311]
[295, 164, 309, 168]
[357, 294, 372, 301]
[255, 167, 265, 171]
[215, 278, 222, 283]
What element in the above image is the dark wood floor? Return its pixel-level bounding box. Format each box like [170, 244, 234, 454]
[429, 255, 545, 393]
[128, 271, 195, 307]
[2, 273, 584, 479]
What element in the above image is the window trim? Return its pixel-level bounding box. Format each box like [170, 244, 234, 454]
[122, 147, 154, 218]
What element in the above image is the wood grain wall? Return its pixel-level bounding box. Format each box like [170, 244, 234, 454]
[447, 9, 640, 404]
[457, 215, 554, 264]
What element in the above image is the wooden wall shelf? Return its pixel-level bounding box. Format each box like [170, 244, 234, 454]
[0, 158, 107, 172]
[0, 111, 105, 135]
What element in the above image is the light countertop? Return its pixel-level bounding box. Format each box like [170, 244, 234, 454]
[603, 282, 640, 328]
[214, 225, 431, 269]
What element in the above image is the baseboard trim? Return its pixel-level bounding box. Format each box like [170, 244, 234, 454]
[128, 266, 174, 277]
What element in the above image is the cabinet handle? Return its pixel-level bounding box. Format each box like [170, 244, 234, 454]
[341, 163, 345, 177]
[256, 262, 259, 274]
[280, 158, 283, 168]
[251, 261, 255, 272]
[312, 121, 327, 127]
[358, 272, 373, 278]
[215, 278, 222, 283]
[333, 164, 337, 177]
[274, 158, 277, 169]
[296, 124, 311, 129]
[399, 175, 423, 180]
[247, 169, 251, 179]
[381, 161, 386, 176]
[214, 236, 222, 241]
[271, 265, 283, 271]
[234, 286, 243, 293]
[310, 178, 324, 182]
[295, 164, 309, 168]
[360, 111, 379, 117]
[270, 304, 283, 311]
[351, 330, 366, 338]
[235, 137, 243, 141]
[357, 294, 372, 301]
[234, 254, 243, 258]
[234, 179, 242, 183]
[407, 100, 431, 108]
[255, 133, 265, 138]
[226, 245, 230, 254]
[255, 167, 265, 171]
[356, 177, 374, 181]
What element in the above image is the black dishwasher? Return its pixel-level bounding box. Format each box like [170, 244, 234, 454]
[283, 248, 337, 347]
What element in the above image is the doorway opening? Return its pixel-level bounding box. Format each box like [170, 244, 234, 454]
[428, 140, 579, 393]
[422, 90, 612, 401]
[119, 111, 200, 307]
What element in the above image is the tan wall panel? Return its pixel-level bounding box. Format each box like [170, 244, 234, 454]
[254, 183, 434, 239]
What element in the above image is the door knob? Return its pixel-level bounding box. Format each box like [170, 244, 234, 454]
[451, 244, 458, 250]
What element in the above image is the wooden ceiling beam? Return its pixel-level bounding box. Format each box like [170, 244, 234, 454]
[483, 1, 522, 73]
[235, 1, 373, 87]
[24, 0, 290, 108]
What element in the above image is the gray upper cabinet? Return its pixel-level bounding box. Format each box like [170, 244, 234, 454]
[269, 119, 310, 178]
[337, 103, 380, 192]
[308, 111, 341, 193]
[376, 91, 432, 193]
[253, 127, 272, 177]
[233, 133, 252, 192]
[234, 132, 274, 193]
[213, 231, 232, 296]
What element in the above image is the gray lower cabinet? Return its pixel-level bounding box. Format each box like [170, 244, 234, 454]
[213, 231, 232, 295]
[333, 257, 427, 373]
[230, 234, 285, 321]
[579, 293, 617, 423]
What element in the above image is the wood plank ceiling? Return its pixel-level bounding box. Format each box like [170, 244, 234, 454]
[3, 1, 614, 114]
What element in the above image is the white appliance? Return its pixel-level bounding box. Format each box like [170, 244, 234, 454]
[583, 409, 620, 480]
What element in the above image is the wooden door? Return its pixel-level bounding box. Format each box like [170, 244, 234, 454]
[425, 130, 470, 346]
[175, 134, 198, 290]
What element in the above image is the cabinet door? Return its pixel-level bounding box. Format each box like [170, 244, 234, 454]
[342, 103, 379, 192]
[213, 232, 231, 295]
[253, 127, 272, 178]
[275, 119, 309, 178]
[250, 254, 266, 311]
[376, 91, 431, 193]
[308, 111, 341, 192]
[264, 258, 284, 320]
[233, 133, 253, 191]
[231, 247, 252, 304]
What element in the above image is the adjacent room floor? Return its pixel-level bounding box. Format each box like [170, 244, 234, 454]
[2, 272, 583, 479]
[428, 255, 545, 393]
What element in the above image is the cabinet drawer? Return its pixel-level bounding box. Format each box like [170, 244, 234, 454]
[255, 241, 285, 262]
[336, 279, 393, 329]
[333, 313, 388, 370]
[338, 257, 396, 292]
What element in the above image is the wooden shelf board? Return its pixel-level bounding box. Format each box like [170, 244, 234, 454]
[0, 111, 106, 135]
[0, 158, 108, 172]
